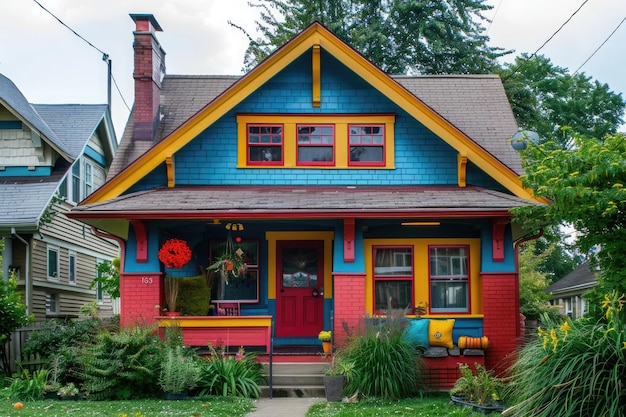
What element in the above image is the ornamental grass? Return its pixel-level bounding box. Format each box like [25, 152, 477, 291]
[503, 291, 626, 417]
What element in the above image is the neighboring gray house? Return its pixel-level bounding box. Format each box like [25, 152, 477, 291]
[0, 73, 119, 321]
[546, 262, 598, 319]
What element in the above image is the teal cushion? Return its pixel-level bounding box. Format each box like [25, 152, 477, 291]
[403, 319, 429, 347]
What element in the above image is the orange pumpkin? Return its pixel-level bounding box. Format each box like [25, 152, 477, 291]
[458, 336, 489, 350]
[13, 402, 24, 409]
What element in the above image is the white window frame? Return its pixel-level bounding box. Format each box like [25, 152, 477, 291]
[429, 246, 470, 313]
[47, 246, 59, 281]
[46, 292, 59, 313]
[69, 250, 76, 285]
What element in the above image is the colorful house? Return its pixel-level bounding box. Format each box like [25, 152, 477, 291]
[68, 14, 543, 386]
[0, 73, 119, 324]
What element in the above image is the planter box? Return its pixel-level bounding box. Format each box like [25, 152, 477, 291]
[450, 396, 505, 414]
[323, 375, 345, 402]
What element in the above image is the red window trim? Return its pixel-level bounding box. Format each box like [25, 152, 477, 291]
[246, 124, 284, 166]
[372, 245, 414, 314]
[348, 124, 386, 167]
[296, 124, 335, 166]
[427, 245, 471, 314]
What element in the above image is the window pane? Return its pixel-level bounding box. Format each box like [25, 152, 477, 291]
[249, 146, 282, 162]
[298, 146, 333, 162]
[374, 248, 412, 276]
[48, 249, 58, 279]
[350, 146, 383, 162]
[374, 280, 412, 311]
[69, 253, 76, 284]
[431, 281, 468, 310]
[430, 247, 468, 277]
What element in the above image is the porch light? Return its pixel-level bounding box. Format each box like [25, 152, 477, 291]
[401, 221, 441, 226]
[226, 222, 244, 231]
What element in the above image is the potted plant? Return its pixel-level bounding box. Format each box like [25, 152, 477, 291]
[323, 353, 355, 402]
[159, 345, 201, 399]
[318, 330, 332, 354]
[159, 238, 193, 315]
[450, 363, 505, 414]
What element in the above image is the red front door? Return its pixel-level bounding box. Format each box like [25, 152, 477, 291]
[275, 240, 325, 338]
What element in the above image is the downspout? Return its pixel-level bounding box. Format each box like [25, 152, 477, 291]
[514, 228, 544, 338]
[11, 228, 30, 316]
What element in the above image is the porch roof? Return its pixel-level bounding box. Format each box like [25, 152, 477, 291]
[70, 185, 537, 219]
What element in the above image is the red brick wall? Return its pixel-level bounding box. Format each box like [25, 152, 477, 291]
[482, 272, 520, 374]
[332, 273, 366, 348]
[120, 273, 162, 327]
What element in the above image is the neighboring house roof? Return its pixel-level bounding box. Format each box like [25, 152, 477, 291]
[0, 74, 71, 159]
[88, 23, 536, 204]
[546, 262, 598, 295]
[0, 74, 116, 233]
[33, 104, 111, 159]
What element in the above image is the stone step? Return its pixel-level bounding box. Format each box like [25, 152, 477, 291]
[260, 361, 329, 398]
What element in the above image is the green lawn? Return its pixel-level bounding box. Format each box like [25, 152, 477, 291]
[0, 392, 502, 417]
[306, 396, 503, 417]
[0, 394, 254, 417]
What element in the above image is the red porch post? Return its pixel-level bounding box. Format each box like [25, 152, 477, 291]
[481, 272, 520, 375]
[332, 273, 366, 348]
[120, 272, 162, 327]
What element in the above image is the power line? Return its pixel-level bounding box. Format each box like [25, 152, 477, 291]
[503, 0, 590, 81]
[573, 15, 626, 76]
[31, 0, 130, 112]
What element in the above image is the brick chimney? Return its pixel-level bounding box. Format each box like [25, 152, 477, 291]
[130, 14, 165, 142]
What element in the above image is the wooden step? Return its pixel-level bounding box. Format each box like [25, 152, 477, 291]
[260, 361, 329, 398]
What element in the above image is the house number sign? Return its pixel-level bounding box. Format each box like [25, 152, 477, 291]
[141, 276, 154, 284]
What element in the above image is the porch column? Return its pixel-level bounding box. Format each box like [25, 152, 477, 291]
[332, 272, 366, 348]
[481, 272, 520, 374]
[120, 272, 162, 327]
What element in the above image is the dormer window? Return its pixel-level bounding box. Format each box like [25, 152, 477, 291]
[237, 114, 395, 169]
[247, 125, 283, 166]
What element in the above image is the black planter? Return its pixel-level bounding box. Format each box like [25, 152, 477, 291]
[450, 395, 505, 414]
[164, 391, 188, 400]
[323, 375, 345, 402]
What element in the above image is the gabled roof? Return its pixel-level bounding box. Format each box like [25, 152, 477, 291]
[33, 104, 115, 159]
[546, 262, 598, 295]
[0, 73, 72, 159]
[0, 74, 117, 232]
[86, 22, 536, 205]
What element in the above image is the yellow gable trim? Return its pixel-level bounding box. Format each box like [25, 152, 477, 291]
[83, 23, 536, 205]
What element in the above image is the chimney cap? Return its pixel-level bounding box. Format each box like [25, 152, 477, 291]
[130, 14, 163, 32]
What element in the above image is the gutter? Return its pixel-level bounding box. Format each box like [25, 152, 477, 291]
[11, 228, 30, 315]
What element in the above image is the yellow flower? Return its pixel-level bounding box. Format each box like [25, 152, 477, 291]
[559, 321, 571, 332]
[537, 326, 548, 337]
[550, 329, 558, 352]
[601, 294, 611, 309]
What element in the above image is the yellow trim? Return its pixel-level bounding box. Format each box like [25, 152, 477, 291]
[364, 238, 482, 316]
[166, 152, 175, 188]
[265, 231, 334, 299]
[457, 153, 467, 188]
[312, 44, 321, 107]
[237, 114, 395, 168]
[83, 23, 537, 205]
[158, 316, 272, 328]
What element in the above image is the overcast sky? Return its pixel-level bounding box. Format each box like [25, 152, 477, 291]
[1, 0, 624, 138]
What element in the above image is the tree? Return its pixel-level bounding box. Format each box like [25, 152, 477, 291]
[517, 241, 562, 321]
[502, 55, 624, 147]
[91, 258, 120, 299]
[513, 133, 626, 302]
[235, 0, 506, 74]
[0, 271, 33, 375]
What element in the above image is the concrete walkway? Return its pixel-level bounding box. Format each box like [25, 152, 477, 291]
[246, 397, 324, 417]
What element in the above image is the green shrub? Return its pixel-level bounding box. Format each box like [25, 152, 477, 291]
[342, 311, 424, 400]
[7, 369, 48, 401]
[504, 291, 626, 417]
[158, 345, 201, 395]
[177, 275, 211, 315]
[22, 318, 102, 359]
[198, 345, 265, 398]
[81, 325, 163, 400]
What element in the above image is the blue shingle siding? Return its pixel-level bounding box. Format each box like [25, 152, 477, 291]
[127, 51, 503, 193]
